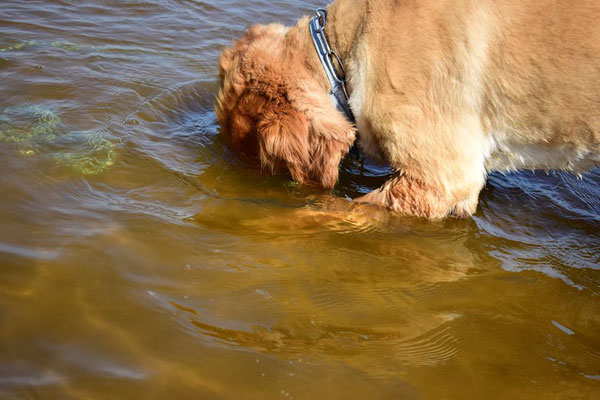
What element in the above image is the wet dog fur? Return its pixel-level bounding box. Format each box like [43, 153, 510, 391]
[216, 0, 600, 218]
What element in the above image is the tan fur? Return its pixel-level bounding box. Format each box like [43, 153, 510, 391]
[217, 0, 600, 218]
[216, 23, 355, 188]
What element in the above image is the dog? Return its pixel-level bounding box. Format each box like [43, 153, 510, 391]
[216, 0, 600, 219]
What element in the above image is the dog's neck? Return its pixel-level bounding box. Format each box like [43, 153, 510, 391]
[286, 1, 366, 98]
[321, 1, 367, 63]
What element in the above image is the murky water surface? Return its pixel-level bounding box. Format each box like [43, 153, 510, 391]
[1, 1, 599, 398]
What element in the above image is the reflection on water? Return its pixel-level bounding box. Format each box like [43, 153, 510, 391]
[1, 0, 599, 398]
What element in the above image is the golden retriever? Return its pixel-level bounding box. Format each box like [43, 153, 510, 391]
[216, 0, 600, 218]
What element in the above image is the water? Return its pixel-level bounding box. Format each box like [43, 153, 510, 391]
[1, 1, 599, 398]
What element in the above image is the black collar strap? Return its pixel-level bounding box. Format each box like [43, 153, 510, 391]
[309, 9, 355, 123]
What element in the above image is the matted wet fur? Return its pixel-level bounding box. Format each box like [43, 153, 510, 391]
[216, 0, 600, 219]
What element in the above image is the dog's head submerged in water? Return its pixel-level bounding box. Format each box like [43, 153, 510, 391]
[216, 23, 355, 189]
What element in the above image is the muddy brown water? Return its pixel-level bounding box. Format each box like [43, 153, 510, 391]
[1, 1, 599, 398]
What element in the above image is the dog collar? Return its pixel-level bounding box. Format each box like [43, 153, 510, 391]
[309, 9, 355, 123]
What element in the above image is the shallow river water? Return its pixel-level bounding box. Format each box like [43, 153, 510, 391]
[1, 1, 599, 399]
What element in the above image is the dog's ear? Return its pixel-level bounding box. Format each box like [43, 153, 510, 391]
[257, 102, 311, 184]
[257, 101, 356, 189]
[306, 108, 356, 189]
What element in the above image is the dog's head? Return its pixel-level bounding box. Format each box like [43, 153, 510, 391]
[216, 23, 355, 189]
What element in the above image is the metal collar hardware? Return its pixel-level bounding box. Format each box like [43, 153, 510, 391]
[309, 8, 355, 123]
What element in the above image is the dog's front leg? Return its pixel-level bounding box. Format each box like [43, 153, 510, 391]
[354, 172, 481, 219]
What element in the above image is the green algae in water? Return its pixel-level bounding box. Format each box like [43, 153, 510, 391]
[51, 41, 81, 51]
[0, 105, 61, 143]
[0, 40, 36, 52]
[53, 130, 117, 176]
[0, 105, 117, 175]
[0, 40, 82, 53]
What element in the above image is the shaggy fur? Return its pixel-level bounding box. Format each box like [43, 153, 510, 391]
[216, 0, 600, 219]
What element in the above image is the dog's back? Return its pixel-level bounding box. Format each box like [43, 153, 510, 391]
[482, 0, 600, 172]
